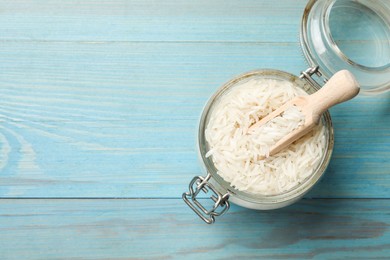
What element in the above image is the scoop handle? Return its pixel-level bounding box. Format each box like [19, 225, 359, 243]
[309, 70, 360, 116]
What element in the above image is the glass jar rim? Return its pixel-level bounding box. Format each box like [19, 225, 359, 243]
[300, 0, 390, 94]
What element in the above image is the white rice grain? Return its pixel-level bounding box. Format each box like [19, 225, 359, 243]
[205, 78, 326, 195]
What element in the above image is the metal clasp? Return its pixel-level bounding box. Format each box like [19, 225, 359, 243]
[300, 66, 326, 89]
[182, 173, 230, 224]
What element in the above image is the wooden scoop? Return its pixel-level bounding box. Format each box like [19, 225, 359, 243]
[248, 70, 360, 157]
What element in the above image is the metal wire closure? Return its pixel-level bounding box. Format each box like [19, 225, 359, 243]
[300, 66, 325, 89]
[182, 173, 230, 224]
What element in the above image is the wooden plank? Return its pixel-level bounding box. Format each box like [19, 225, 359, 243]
[0, 0, 388, 259]
[0, 198, 389, 259]
[0, 41, 389, 198]
[0, 0, 307, 42]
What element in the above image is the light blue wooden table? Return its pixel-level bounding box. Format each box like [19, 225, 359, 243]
[0, 0, 389, 259]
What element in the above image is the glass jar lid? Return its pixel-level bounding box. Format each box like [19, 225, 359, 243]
[300, 0, 390, 94]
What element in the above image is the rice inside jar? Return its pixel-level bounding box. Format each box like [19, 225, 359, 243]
[204, 72, 327, 196]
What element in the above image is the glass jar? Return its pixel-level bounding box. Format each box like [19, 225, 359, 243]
[183, 69, 334, 224]
[301, 0, 390, 94]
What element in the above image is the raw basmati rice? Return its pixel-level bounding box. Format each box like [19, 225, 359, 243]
[205, 78, 326, 195]
[250, 105, 305, 158]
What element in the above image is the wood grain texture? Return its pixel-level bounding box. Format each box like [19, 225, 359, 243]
[1, 199, 390, 259]
[0, 0, 390, 258]
[0, 42, 308, 197]
[0, 1, 387, 198]
[0, 41, 388, 197]
[0, 0, 308, 42]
